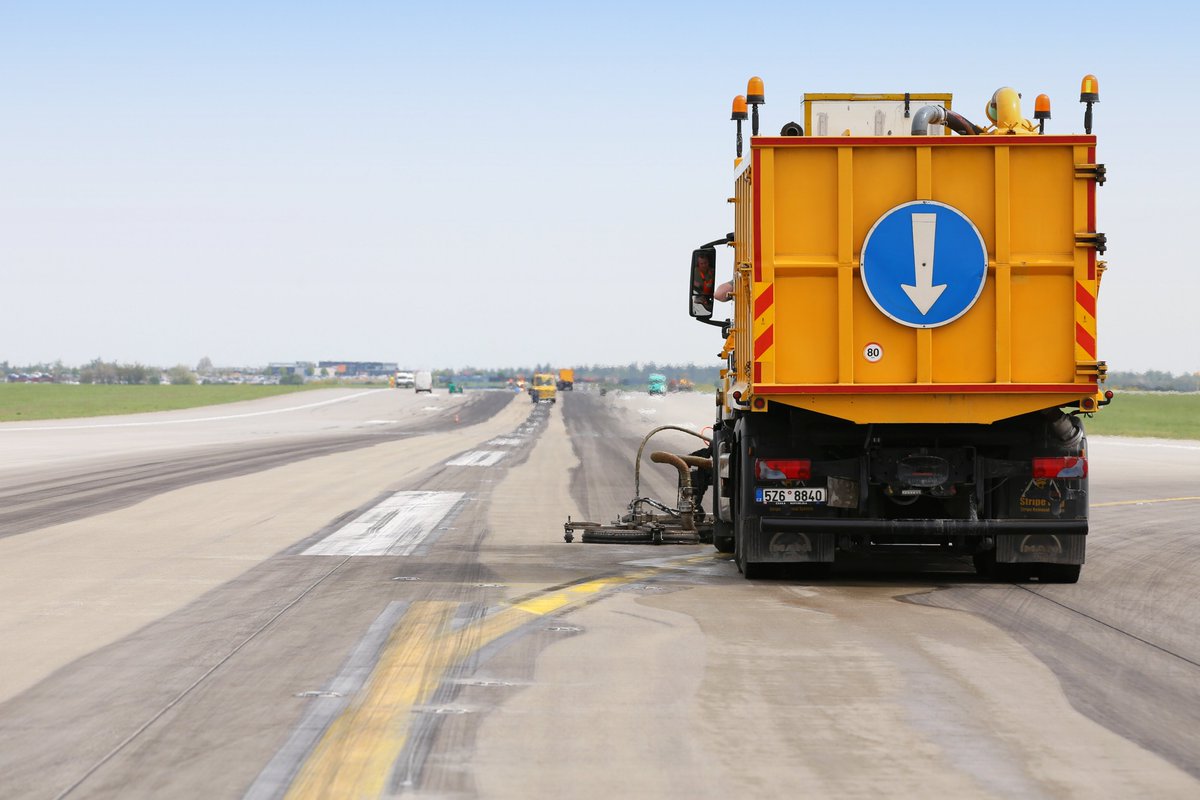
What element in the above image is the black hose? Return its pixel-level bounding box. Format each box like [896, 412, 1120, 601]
[945, 109, 983, 135]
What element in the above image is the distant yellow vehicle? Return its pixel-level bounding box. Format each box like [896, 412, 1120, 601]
[531, 372, 557, 403]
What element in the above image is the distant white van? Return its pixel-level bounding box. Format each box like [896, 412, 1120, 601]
[395, 371, 414, 388]
[414, 370, 433, 393]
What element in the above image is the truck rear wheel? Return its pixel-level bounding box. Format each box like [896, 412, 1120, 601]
[710, 428, 734, 553]
[734, 525, 762, 578]
[731, 426, 763, 578]
[713, 520, 734, 553]
[1037, 564, 1081, 584]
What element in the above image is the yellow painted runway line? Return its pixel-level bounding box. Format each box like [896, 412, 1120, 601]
[283, 555, 711, 798]
[1093, 496, 1200, 508]
[285, 600, 460, 800]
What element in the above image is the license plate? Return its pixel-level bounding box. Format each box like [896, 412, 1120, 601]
[756, 487, 826, 504]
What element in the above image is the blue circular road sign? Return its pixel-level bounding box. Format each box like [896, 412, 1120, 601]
[861, 201, 988, 328]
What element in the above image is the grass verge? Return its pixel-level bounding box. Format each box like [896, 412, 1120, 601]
[3, 384, 1194, 439]
[0, 384, 325, 422]
[1082, 392, 1200, 440]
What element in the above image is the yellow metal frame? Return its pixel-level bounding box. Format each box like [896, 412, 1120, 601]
[735, 134, 1101, 424]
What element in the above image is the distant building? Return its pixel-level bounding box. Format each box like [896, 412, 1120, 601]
[267, 362, 312, 376]
[317, 361, 399, 378]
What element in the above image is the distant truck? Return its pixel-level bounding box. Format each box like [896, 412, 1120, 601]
[556, 368, 575, 391]
[531, 372, 557, 403]
[689, 78, 1109, 582]
[413, 370, 433, 393]
[648, 373, 667, 395]
[395, 371, 414, 389]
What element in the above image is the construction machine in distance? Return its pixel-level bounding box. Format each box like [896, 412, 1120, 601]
[687, 75, 1110, 581]
[557, 368, 575, 391]
[531, 372, 557, 403]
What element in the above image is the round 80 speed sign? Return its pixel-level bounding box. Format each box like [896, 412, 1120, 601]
[863, 342, 883, 363]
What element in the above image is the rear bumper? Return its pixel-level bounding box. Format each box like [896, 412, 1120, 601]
[760, 517, 1088, 536]
[749, 517, 1086, 565]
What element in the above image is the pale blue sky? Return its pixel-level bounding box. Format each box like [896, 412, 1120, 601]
[1, 1, 1195, 371]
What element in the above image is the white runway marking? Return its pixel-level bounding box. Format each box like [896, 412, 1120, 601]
[445, 450, 505, 467]
[1095, 438, 1200, 451]
[486, 437, 524, 447]
[303, 491, 465, 556]
[0, 390, 380, 432]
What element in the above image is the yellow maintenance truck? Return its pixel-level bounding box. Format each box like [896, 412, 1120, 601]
[530, 372, 558, 403]
[689, 77, 1109, 582]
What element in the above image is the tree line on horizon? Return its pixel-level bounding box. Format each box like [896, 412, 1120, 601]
[435, 362, 722, 386]
[6, 359, 1197, 392]
[3, 358, 201, 385]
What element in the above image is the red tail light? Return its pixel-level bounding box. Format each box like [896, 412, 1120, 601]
[1032, 456, 1087, 479]
[755, 459, 811, 480]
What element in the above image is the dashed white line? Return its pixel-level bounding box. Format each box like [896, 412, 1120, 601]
[1094, 438, 1200, 451]
[303, 491, 465, 556]
[445, 450, 506, 467]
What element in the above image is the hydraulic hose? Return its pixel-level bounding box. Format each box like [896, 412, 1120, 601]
[911, 105, 982, 136]
[651, 451, 695, 531]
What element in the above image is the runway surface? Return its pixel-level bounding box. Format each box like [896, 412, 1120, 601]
[0, 388, 1196, 798]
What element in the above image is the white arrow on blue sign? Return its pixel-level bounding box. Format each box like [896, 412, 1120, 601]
[860, 200, 988, 328]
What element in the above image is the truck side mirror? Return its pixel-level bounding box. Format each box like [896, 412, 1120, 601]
[690, 247, 716, 320]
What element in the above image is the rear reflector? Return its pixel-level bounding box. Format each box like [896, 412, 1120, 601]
[755, 458, 812, 480]
[1032, 456, 1087, 479]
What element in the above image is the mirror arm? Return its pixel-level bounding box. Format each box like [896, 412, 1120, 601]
[699, 232, 735, 250]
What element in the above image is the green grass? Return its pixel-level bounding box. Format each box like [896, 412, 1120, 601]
[1083, 392, 1200, 440]
[4, 383, 1195, 439]
[0, 383, 325, 422]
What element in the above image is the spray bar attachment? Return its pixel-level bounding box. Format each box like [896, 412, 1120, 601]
[563, 425, 714, 545]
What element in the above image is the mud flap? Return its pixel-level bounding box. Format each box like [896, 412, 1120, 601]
[995, 532, 1085, 565]
[746, 519, 835, 563]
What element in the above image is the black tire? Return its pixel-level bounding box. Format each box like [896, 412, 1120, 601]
[789, 563, 833, 581]
[972, 549, 996, 578]
[733, 511, 753, 575]
[713, 524, 734, 554]
[731, 423, 762, 578]
[1038, 564, 1081, 584]
[736, 541, 762, 578]
[705, 427, 734, 553]
[993, 563, 1035, 582]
